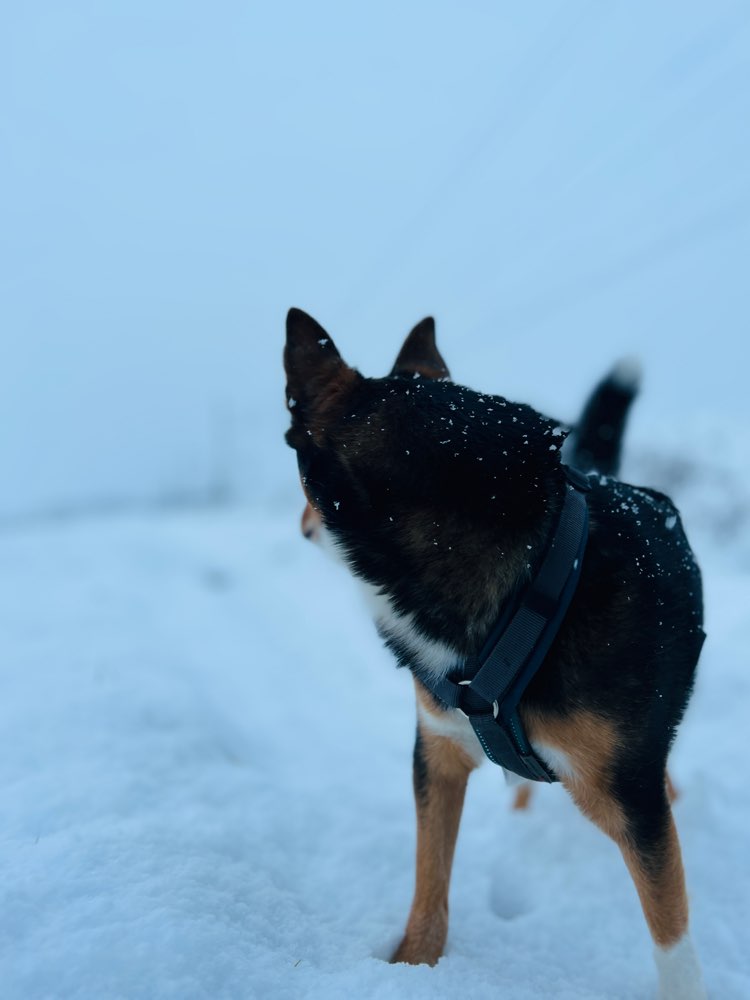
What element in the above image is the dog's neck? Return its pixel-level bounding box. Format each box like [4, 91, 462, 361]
[325, 462, 567, 669]
[303, 379, 570, 665]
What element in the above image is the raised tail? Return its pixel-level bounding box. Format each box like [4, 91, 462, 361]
[567, 358, 641, 477]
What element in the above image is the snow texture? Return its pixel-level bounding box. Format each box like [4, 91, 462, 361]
[2, 3, 750, 999]
[2, 442, 750, 999]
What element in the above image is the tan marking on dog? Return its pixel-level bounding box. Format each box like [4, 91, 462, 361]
[301, 500, 321, 540]
[523, 707, 626, 837]
[510, 765, 664, 811]
[512, 783, 534, 811]
[620, 811, 689, 948]
[666, 771, 678, 803]
[523, 706, 689, 949]
[414, 682, 478, 777]
[392, 682, 477, 966]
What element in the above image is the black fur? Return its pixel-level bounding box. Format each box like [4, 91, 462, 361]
[291, 375, 568, 647]
[569, 366, 640, 476]
[412, 727, 429, 806]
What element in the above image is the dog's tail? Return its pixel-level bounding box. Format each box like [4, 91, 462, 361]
[567, 358, 641, 477]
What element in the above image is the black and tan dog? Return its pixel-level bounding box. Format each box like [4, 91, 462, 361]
[299, 316, 655, 810]
[284, 308, 706, 999]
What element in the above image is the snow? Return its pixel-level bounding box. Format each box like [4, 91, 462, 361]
[2, 435, 750, 999]
[2, 2, 750, 997]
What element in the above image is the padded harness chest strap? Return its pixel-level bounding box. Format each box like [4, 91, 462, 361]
[417, 466, 590, 783]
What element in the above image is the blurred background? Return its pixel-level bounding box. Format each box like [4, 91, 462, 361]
[3, 0, 749, 522]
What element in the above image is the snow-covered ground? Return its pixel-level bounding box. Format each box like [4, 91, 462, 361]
[3, 2, 750, 997]
[2, 424, 749, 999]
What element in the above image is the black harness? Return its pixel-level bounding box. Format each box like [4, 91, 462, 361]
[415, 466, 590, 783]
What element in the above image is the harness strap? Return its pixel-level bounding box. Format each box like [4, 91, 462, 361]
[418, 466, 590, 783]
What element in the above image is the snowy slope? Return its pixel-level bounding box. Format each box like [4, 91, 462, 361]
[1, 430, 749, 999]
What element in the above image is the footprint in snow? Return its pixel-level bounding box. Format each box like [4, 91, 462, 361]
[488, 870, 532, 920]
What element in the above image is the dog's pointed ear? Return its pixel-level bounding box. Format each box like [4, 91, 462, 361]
[284, 308, 357, 422]
[389, 317, 450, 380]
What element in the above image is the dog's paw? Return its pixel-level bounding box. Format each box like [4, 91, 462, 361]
[390, 932, 444, 966]
[655, 936, 707, 1000]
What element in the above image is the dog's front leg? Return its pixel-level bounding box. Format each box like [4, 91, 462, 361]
[391, 718, 476, 966]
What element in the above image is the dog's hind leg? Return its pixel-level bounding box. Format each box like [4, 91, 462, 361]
[587, 799, 704, 999]
[574, 780, 705, 999]
[526, 710, 705, 999]
[391, 720, 476, 966]
[607, 775, 705, 1000]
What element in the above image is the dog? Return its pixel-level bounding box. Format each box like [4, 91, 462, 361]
[284, 308, 706, 999]
[298, 317, 672, 812]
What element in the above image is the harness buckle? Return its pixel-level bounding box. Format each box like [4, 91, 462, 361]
[457, 679, 499, 720]
[564, 465, 592, 492]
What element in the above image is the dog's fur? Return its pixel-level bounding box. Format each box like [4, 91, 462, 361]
[301, 322, 641, 542]
[299, 321, 655, 812]
[284, 308, 706, 999]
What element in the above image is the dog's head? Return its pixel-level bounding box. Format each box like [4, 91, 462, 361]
[294, 312, 450, 543]
[284, 308, 567, 648]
